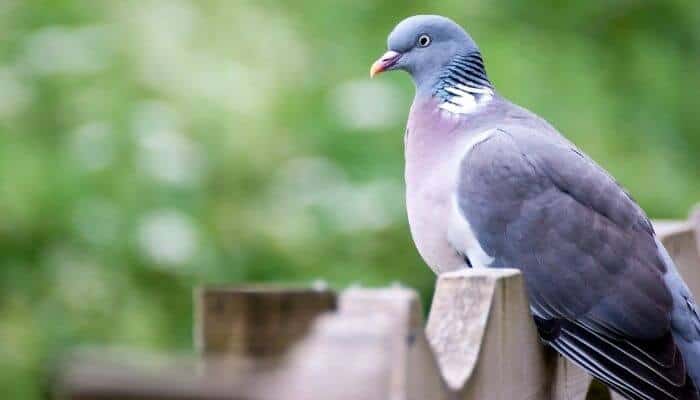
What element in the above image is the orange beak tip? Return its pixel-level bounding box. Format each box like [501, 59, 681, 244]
[370, 61, 384, 78]
[369, 50, 401, 79]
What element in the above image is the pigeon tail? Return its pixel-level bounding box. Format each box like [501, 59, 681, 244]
[537, 317, 699, 400]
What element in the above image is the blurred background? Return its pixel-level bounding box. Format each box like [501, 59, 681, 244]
[1, 1, 699, 398]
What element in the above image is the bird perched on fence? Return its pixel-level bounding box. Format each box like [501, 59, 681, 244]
[371, 15, 700, 400]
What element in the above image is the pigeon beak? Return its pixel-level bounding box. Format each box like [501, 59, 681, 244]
[370, 51, 402, 78]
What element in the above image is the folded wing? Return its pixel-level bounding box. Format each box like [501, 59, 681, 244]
[456, 128, 698, 400]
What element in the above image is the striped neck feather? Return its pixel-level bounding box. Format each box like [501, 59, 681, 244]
[433, 52, 494, 115]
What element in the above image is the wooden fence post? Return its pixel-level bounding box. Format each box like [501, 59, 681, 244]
[194, 286, 336, 357]
[52, 211, 700, 400]
[337, 287, 447, 400]
[426, 268, 598, 400]
[193, 285, 446, 400]
[53, 350, 240, 400]
[691, 204, 700, 254]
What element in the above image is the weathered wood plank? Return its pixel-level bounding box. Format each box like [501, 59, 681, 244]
[654, 220, 689, 238]
[427, 268, 596, 400]
[691, 204, 700, 253]
[338, 287, 448, 400]
[55, 351, 243, 400]
[194, 285, 446, 400]
[194, 286, 336, 356]
[55, 209, 700, 400]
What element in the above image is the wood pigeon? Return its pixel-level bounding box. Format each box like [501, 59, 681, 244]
[371, 15, 700, 400]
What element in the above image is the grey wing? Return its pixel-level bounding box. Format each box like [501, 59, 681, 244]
[456, 128, 698, 400]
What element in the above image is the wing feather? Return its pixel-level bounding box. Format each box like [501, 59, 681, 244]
[456, 128, 698, 399]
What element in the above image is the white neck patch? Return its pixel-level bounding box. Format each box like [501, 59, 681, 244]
[438, 84, 493, 115]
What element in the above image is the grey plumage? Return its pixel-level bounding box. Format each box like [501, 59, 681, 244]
[372, 15, 700, 399]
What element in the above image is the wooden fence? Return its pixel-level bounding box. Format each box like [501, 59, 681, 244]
[54, 206, 700, 400]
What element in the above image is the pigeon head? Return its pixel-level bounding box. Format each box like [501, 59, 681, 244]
[370, 15, 482, 89]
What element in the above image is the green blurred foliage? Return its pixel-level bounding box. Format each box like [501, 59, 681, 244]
[0, 1, 698, 398]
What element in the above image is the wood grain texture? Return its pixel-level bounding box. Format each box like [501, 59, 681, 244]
[194, 286, 336, 356]
[427, 268, 596, 400]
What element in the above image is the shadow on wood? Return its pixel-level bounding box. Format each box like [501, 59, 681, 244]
[194, 286, 337, 357]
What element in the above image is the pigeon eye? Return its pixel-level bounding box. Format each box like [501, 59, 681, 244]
[417, 34, 431, 47]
